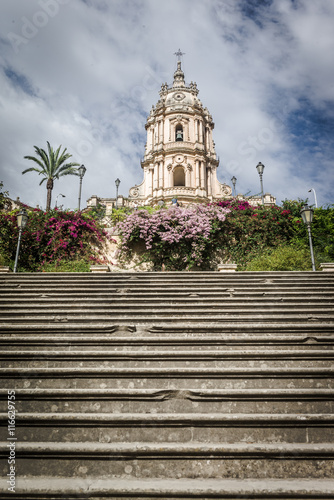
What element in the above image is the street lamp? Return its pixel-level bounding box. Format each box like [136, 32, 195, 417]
[13, 208, 29, 273]
[115, 178, 120, 209]
[300, 204, 316, 272]
[231, 176, 237, 197]
[77, 165, 86, 211]
[308, 188, 318, 208]
[256, 162, 265, 205]
[55, 193, 65, 208]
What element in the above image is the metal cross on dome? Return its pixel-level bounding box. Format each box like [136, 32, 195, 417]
[174, 49, 185, 61]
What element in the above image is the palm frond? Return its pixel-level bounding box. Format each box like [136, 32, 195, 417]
[22, 166, 44, 175]
[23, 156, 46, 172]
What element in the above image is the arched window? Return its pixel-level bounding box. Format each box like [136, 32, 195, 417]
[175, 125, 183, 142]
[173, 167, 185, 186]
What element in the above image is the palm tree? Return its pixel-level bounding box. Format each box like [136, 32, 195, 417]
[23, 141, 80, 210]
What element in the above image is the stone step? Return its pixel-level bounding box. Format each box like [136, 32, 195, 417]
[1, 477, 334, 500]
[1, 441, 334, 479]
[2, 349, 333, 369]
[1, 314, 334, 326]
[3, 412, 333, 444]
[3, 348, 334, 358]
[1, 333, 334, 348]
[1, 322, 333, 333]
[2, 388, 333, 414]
[2, 290, 334, 298]
[2, 303, 334, 314]
[2, 365, 332, 379]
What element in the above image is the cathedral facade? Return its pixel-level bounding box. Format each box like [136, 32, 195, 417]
[87, 57, 275, 211]
[127, 60, 231, 206]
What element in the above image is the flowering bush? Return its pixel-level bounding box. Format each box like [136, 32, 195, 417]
[115, 204, 229, 270]
[215, 199, 296, 268]
[0, 207, 111, 271]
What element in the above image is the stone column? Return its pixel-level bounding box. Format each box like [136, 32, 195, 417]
[168, 120, 171, 141]
[167, 165, 172, 188]
[159, 161, 164, 188]
[159, 120, 163, 143]
[147, 167, 153, 197]
[195, 160, 200, 187]
[207, 167, 212, 196]
[153, 163, 159, 191]
[151, 128, 154, 150]
[195, 120, 199, 142]
[200, 161, 205, 190]
[199, 121, 203, 143]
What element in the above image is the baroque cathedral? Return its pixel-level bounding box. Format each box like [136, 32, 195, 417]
[87, 55, 275, 210]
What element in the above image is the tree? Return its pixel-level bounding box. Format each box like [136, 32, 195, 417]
[22, 141, 80, 210]
[0, 181, 10, 210]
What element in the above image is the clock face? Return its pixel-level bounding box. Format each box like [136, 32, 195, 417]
[173, 92, 185, 101]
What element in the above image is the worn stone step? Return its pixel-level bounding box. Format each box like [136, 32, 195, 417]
[1, 476, 334, 500]
[3, 412, 333, 444]
[2, 290, 334, 299]
[1, 322, 333, 334]
[2, 388, 333, 414]
[2, 303, 334, 313]
[3, 348, 334, 358]
[1, 441, 334, 479]
[1, 314, 334, 326]
[1, 334, 334, 348]
[2, 350, 333, 369]
[2, 365, 332, 376]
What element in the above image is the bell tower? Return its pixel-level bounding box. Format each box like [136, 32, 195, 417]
[128, 52, 232, 205]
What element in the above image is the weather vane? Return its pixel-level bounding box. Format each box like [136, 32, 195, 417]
[174, 49, 185, 61]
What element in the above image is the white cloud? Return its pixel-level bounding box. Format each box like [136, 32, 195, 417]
[0, 0, 333, 209]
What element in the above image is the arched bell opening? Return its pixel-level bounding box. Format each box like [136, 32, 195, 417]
[175, 125, 183, 142]
[173, 167, 185, 186]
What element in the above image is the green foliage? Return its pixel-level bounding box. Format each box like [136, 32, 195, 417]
[40, 259, 90, 272]
[0, 207, 111, 272]
[216, 200, 295, 269]
[110, 207, 134, 225]
[0, 181, 10, 210]
[245, 244, 313, 271]
[86, 203, 106, 221]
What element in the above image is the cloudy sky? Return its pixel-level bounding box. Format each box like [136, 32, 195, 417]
[0, 0, 333, 210]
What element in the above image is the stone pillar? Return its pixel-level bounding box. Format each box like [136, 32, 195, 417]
[207, 167, 212, 196]
[200, 161, 205, 189]
[159, 120, 163, 143]
[195, 120, 199, 142]
[147, 168, 153, 197]
[199, 121, 203, 143]
[168, 120, 171, 141]
[159, 161, 164, 188]
[167, 165, 172, 188]
[154, 123, 158, 145]
[195, 160, 200, 187]
[153, 163, 159, 191]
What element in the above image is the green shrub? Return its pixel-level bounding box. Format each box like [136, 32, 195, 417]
[40, 259, 90, 272]
[245, 244, 313, 271]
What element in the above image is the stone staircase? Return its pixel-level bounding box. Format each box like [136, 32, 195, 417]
[0, 271, 334, 499]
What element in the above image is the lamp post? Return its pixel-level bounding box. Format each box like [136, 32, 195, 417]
[256, 162, 265, 205]
[308, 188, 318, 208]
[55, 193, 65, 208]
[231, 176, 237, 197]
[300, 204, 316, 272]
[13, 208, 29, 273]
[77, 165, 86, 211]
[115, 178, 120, 209]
